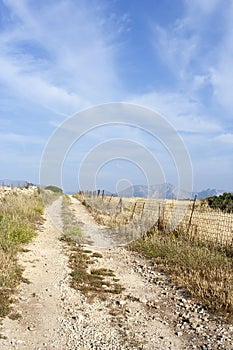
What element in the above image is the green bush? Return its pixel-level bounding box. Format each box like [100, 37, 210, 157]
[206, 192, 233, 213]
[9, 225, 35, 245]
[45, 185, 63, 194]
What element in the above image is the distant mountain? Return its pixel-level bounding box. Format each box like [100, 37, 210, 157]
[0, 179, 30, 187]
[119, 183, 185, 199]
[196, 188, 224, 199]
[118, 183, 224, 200]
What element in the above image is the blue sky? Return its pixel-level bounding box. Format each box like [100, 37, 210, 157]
[0, 0, 232, 193]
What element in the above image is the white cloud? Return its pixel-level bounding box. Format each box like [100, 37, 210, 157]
[185, 0, 221, 15]
[209, 6, 233, 116]
[0, 0, 123, 116]
[215, 133, 233, 144]
[150, 0, 233, 123]
[0, 132, 45, 144]
[152, 22, 198, 79]
[0, 0, 231, 191]
[0, 56, 87, 115]
[128, 91, 221, 134]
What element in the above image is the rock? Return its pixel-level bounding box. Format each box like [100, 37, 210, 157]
[119, 300, 127, 306]
[175, 331, 183, 337]
[78, 314, 85, 322]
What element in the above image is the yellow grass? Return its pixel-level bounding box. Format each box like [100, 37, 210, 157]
[75, 192, 233, 322]
[0, 187, 44, 320]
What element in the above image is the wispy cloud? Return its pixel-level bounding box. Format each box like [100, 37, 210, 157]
[152, 22, 198, 80]
[0, 0, 124, 115]
[215, 133, 233, 144]
[0, 132, 44, 144]
[0, 0, 232, 191]
[150, 0, 233, 122]
[209, 9, 233, 117]
[129, 91, 221, 134]
[186, 0, 221, 14]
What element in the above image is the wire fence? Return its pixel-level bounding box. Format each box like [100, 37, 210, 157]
[77, 191, 233, 250]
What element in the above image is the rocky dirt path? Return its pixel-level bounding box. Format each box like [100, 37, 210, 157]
[0, 196, 232, 349]
[0, 196, 68, 349]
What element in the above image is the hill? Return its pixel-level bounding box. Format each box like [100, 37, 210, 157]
[118, 183, 224, 199]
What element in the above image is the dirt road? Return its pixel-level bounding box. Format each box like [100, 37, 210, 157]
[0, 196, 232, 349]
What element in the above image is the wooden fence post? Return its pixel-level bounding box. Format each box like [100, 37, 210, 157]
[108, 194, 113, 209]
[141, 202, 145, 219]
[157, 203, 161, 230]
[131, 202, 137, 220]
[116, 198, 123, 212]
[187, 194, 197, 235]
[120, 198, 123, 212]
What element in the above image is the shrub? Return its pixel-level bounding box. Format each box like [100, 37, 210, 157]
[206, 192, 233, 213]
[45, 185, 63, 194]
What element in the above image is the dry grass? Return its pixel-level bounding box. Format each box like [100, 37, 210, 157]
[40, 188, 62, 206]
[0, 187, 44, 320]
[64, 240, 124, 301]
[73, 193, 133, 227]
[61, 195, 124, 300]
[61, 195, 83, 241]
[75, 193, 233, 250]
[76, 193, 233, 322]
[130, 233, 233, 322]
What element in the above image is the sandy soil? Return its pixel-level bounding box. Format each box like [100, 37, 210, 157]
[0, 196, 232, 349]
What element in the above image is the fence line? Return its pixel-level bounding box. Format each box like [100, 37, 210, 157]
[78, 191, 233, 250]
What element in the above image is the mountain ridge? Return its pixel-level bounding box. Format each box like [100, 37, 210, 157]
[118, 183, 225, 199]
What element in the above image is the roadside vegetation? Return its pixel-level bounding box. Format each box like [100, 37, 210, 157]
[40, 186, 63, 206]
[0, 187, 44, 321]
[130, 231, 233, 322]
[45, 185, 63, 194]
[74, 193, 233, 322]
[206, 192, 233, 213]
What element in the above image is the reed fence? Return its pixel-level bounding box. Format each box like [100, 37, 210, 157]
[77, 191, 233, 250]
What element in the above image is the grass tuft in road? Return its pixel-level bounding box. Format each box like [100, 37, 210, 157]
[60, 195, 124, 300]
[62, 237, 124, 301]
[61, 195, 83, 241]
